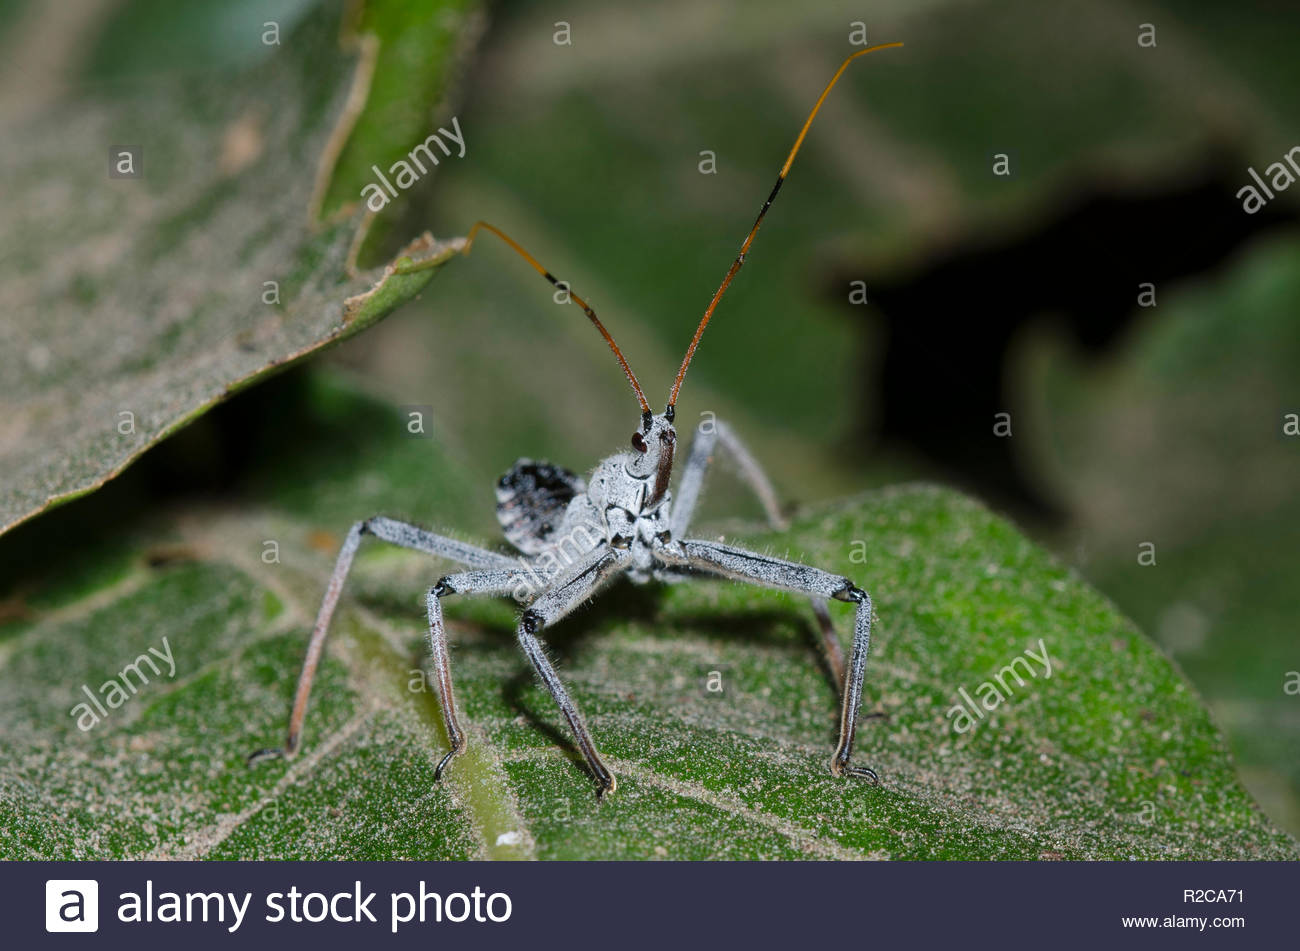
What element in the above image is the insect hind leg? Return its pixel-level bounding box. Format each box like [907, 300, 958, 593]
[671, 417, 785, 536]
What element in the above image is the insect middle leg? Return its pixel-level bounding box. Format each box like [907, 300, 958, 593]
[252, 516, 516, 762]
[669, 418, 846, 684]
[658, 538, 878, 782]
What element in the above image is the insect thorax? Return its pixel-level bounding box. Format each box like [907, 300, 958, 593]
[496, 452, 671, 583]
[587, 453, 672, 579]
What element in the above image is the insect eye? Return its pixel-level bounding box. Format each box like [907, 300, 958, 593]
[630, 432, 647, 453]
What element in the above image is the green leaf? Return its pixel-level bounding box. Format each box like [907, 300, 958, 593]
[0, 0, 477, 536]
[315, 0, 483, 230]
[1, 377, 1292, 859]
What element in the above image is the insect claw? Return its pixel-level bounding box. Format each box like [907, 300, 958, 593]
[845, 764, 880, 785]
[433, 747, 459, 782]
[595, 775, 618, 801]
[246, 747, 285, 767]
[830, 752, 880, 785]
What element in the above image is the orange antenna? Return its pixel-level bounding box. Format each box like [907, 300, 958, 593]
[667, 41, 903, 411]
[453, 221, 652, 415]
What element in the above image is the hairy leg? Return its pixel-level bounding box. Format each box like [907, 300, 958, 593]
[670, 419, 845, 683]
[514, 548, 631, 796]
[424, 566, 531, 779]
[657, 538, 877, 781]
[671, 417, 784, 535]
[252, 517, 515, 761]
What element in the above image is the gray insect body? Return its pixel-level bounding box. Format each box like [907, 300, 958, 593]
[493, 447, 672, 592]
[585, 414, 676, 580]
[257, 44, 902, 798]
[261, 406, 875, 799]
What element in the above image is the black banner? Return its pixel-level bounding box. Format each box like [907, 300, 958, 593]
[14, 860, 1296, 948]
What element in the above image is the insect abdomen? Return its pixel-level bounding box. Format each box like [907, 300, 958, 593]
[495, 459, 586, 555]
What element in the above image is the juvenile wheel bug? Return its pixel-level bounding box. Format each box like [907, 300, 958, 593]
[252, 42, 903, 798]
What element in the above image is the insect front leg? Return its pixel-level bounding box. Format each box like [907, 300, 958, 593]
[250, 516, 515, 763]
[669, 419, 846, 684]
[514, 548, 630, 798]
[426, 566, 529, 780]
[658, 538, 878, 783]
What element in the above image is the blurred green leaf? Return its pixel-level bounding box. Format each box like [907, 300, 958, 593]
[0, 0, 479, 536]
[1029, 234, 1300, 834]
[316, 0, 482, 233]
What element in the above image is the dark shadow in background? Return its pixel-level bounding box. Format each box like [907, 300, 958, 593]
[0, 369, 344, 606]
[826, 151, 1300, 524]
